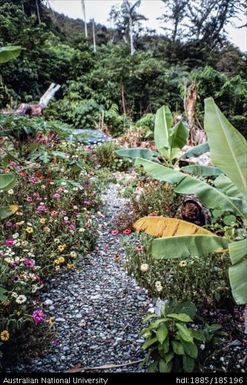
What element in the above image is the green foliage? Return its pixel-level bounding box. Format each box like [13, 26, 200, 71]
[0, 45, 21, 64]
[124, 233, 230, 305]
[93, 142, 132, 171]
[141, 301, 223, 372]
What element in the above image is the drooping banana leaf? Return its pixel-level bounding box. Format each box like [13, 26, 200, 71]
[135, 158, 244, 218]
[0, 174, 16, 191]
[214, 175, 247, 215]
[134, 216, 213, 237]
[0, 46, 21, 64]
[152, 235, 228, 259]
[180, 165, 222, 177]
[229, 238, 247, 265]
[229, 259, 247, 305]
[116, 148, 158, 160]
[154, 105, 173, 152]
[181, 143, 209, 159]
[204, 98, 247, 198]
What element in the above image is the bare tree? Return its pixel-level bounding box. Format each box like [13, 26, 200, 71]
[159, 0, 187, 42]
[81, 0, 88, 39]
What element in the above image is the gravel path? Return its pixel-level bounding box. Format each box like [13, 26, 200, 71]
[6, 179, 153, 373]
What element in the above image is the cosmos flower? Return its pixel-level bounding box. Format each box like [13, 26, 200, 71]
[123, 228, 132, 235]
[32, 309, 45, 325]
[111, 230, 119, 236]
[0, 330, 10, 342]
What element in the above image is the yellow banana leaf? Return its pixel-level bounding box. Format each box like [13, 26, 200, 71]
[133, 216, 214, 238]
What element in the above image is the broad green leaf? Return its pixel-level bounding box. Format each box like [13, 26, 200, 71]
[183, 355, 195, 372]
[167, 313, 193, 322]
[229, 259, 247, 305]
[135, 158, 244, 218]
[116, 148, 158, 160]
[134, 216, 213, 237]
[0, 205, 18, 220]
[213, 175, 247, 214]
[0, 174, 16, 191]
[154, 105, 173, 152]
[142, 337, 158, 350]
[229, 239, 247, 265]
[172, 341, 184, 355]
[152, 235, 228, 259]
[0, 46, 21, 64]
[181, 341, 198, 359]
[176, 323, 193, 342]
[204, 97, 247, 198]
[181, 142, 209, 159]
[156, 325, 168, 344]
[191, 330, 206, 342]
[180, 165, 222, 177]
[159, 359, 172, 373]
[169, 121, 189, 160]
[166, 301, 197, 319]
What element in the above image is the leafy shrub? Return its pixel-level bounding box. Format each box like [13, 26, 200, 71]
[135, 113, 155, 139]
[93, 142, 132, 171]
[141, 301, 224, 372]
[123, 233, 230, 306]
[114, 180, 182, 231]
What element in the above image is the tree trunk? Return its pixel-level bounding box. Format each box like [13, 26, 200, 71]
[92, 18, 96, 53]
[81, 0, 88, 39]
[129, 17, 135, 55]
[36, 0, 41, 24]
[121, 83, 127, 116]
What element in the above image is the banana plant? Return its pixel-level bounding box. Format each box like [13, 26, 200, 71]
[0, 174, 18, 220]
[134, 98, 247, 306]
[116, 105, 189, 166]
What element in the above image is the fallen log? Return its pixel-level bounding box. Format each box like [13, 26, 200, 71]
[4, 83, 61, 117]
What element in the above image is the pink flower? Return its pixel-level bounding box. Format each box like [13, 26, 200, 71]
[9, 161, 17, 167]
[69, 224, 76, 231]
[123, 228, 132, 235]
[37, 205, 46, 213]
[51, 210, 58, 217]
[135, 245, 144, 251]
[6, 239, 14, 246]
[32, 309, 45, 325]
[24, 257, 35, 269]
[29, 177, 37, 184]
[53, 193, 61, 200]
[111, 230, 119, 236]
[26, 196, 33, 202]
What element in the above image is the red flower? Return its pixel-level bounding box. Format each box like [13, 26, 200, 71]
[111, 230, 119, 236]
[123, 228, 132, 235]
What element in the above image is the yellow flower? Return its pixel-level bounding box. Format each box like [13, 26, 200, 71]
[0, 330, 10, 342]
[10, 205, 19, 214]
[54, 258, 60, 265]
[16, 221, 24, 226]
[39, 218, 46, 224]
[58, 256, 65, 264]
[58, 244, 66, 252]
[67, 263, 75, 269]
[25, 227, 33, 234]
[47, 317, 55, 328]
[179, 260, 187, 267]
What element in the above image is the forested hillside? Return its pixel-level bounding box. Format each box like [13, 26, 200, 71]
[0, 0, 246, 136]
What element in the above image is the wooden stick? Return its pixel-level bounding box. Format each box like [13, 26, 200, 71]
[65, 359, 143, 373]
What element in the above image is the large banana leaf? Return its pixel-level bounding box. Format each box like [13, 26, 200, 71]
[180, 165, 222, 177]
[0, 46, 21, 64]
[229, 238, 247, 304]
[116, 148, 158, 160]
[154, 105, 173, 151]
[204, 98, 247, 198]
[135, 158, 244, 218]
[181, 143, 209, 159]
[0, 174, 16, 191]
[134, 216, 213, 237]
[152, 235, 228, 259]
[214, 175, 247, 215]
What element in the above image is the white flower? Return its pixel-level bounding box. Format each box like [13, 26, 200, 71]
[140, 263, 149, 272]
[70, 251, 77, 258]
[4, 257, 14, 264]
[61, 182, 67, 186]
[64, 216, 69, 221]
[16, 295, 27, 304]
[11, 292, 18, 298]
[72, 187, 78, 192]
[155, 281, 163, 293]
[7, 189, 14, 195]
[31, 285, 39, 293]
[13, 233, 19, 239]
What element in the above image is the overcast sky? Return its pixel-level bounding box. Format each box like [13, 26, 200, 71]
[50, 0, 247, 52]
